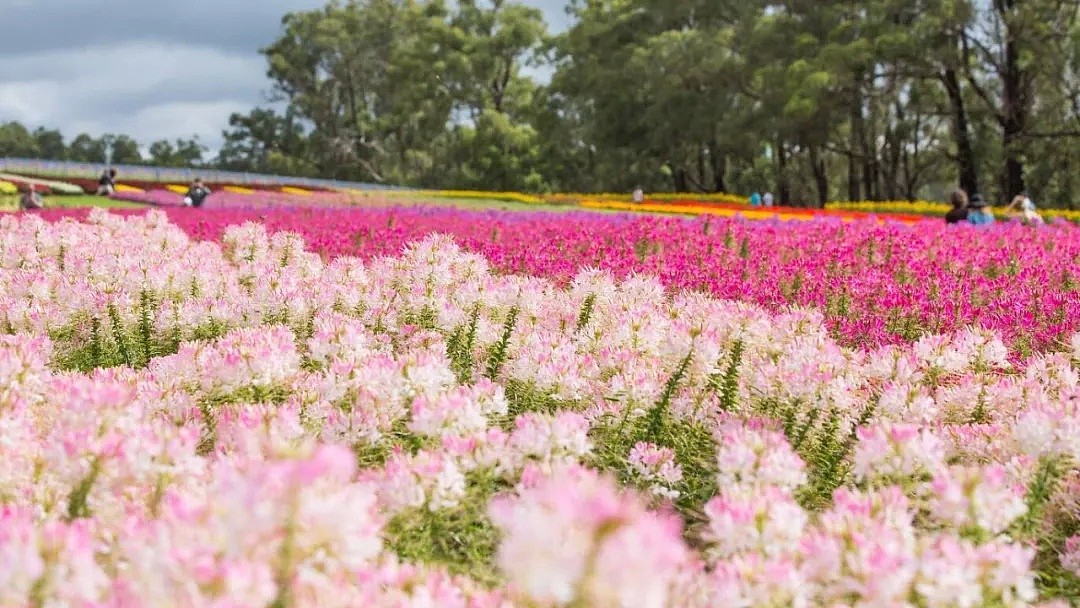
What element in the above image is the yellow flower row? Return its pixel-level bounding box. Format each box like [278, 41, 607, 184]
[546, 192, 749, 205]
[346, 189, 752, 206]
[0, 181, 17, 195]
[281, 186, 313, 196]
[439, 190, 544, 204]
[827, 199, 1080, 221]
[116, 183, 305, 196]
[350, 189, 545, 204]
[579, 199, 919, 225]
[827, 200, 948, 214]
[1046, 209, 1080, 221]
[581, 199, 775, 218]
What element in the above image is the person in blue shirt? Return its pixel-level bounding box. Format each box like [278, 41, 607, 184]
[967, 194, 995, 225]
[749, 192, 762, 207]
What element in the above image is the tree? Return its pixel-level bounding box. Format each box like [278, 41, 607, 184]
[261, 0, 453, 182]
[216, 107, 314, 176]
[259, 0, 551, 188]
[0, 122, 40, 158]
[961, 0, 1080, 198]
[67, 133, 108, 163]
[174, 137, 208, 167]
[147, 137, 206, 167]
[109, 135, 143, 164]
[32, 127, 65, 160]
[148, 140, 177, 166]
[446, 0, 547, 117]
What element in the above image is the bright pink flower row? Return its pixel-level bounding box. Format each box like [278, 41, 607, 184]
[31, 205, 1080, 354]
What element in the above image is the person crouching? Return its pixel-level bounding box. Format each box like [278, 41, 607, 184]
[96, 168, 117, 196]
[19, 184, 44, 210]
[183, 178, 211, 208]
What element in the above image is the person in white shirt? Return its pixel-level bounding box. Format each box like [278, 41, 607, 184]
[1006, 194, 1043, 224]
[763, 192, 774, 207]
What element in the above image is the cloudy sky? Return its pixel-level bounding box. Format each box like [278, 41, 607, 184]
[0, 0, 569, 153]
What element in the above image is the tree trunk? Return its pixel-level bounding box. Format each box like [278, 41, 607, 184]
[1000, 7, 1027, 198]
[940, 67, 980, 195]
[882, 100, 907, 200]
[708, 142, 727, 192]
[859, 110, 876, 199]
[672, 165, 689, 191]
[848, 100, 862, 200]
[697, 146, 708, 193]
[776, 138, 790, 205]
[861, 155, 875, 200]
[809, 145, 829, 208]
[903, 158, 918, 200]
[867, 90, 883, 200]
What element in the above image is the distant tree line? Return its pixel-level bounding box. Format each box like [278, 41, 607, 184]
[7, 0, 1080, 207]
[0, 121, 210, 169]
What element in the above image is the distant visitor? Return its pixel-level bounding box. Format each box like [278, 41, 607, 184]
[750, 191, 762, 207]
[763, 191, 774, 207]
[183, 179, 212, 208]
[632, 187, 644, 204]
[96, 168, 117, 196]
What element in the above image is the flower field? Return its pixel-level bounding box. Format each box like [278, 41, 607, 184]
[111, 184, 916, 223]
[34, 205, 1080, 355]
[1, 206, 1079, 605]
[104, 178, 1080, 224]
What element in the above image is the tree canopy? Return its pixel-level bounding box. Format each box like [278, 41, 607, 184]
[0, 123, 209, 169]
[223, 0, 1080, 206]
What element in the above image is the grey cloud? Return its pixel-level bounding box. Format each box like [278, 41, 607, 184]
[0, 0, 569, 54]
[0, 42, 269, 148]
[0, 0, 568, 153]
[0, 0, 326, 54]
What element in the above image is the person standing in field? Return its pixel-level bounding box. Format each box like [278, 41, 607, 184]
[750, 191, 762, 207]
[183, 178, 211, 208]
[763, 191, 774, 207]
[945, 189, 969, 224]
[632, 187, 644, 203]
[96, 168, 117, 196]
[966, 194, 995, 225]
